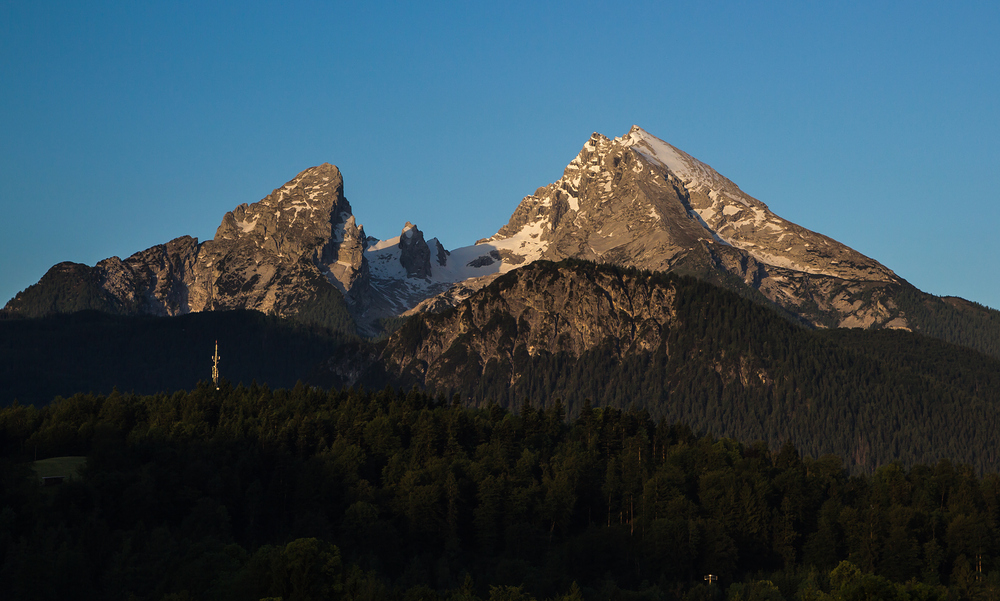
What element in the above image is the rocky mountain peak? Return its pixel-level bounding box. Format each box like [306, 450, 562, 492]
[213, 163, 349, 257]
[619, 126, 733, 194]
[1, 162, 371, 327]
[177, 162, 365, 314]
[398, 222, 432, 279]
[484, 126, 900, 282]
[484, 125, 708, 271]
[455, 126, 907, 330]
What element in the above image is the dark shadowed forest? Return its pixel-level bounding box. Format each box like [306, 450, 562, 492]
[2, 385, 999, 600]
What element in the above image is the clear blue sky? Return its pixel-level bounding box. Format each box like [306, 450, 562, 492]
[2, 1, 998, 310]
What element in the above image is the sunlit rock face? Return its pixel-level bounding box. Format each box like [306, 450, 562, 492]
[6, 164, 363, 322]
[186, 163, 358, 315]
[473, 126, 906, 330]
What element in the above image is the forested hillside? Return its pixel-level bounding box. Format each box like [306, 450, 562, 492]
[892, 287, 1000, 359]
[1, 386, 997, 600]
[378, 261, 1000, 473]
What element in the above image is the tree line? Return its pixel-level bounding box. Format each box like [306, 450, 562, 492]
[2, 384, 1000, 599]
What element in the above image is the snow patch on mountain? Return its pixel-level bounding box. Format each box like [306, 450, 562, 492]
[237, 216, 259, 233]
[366, 235, 513, 285]
[622, 127, 750, 206]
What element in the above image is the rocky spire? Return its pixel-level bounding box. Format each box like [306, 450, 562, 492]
[398, 222, 432, 279]
[327, 214, 368, 293]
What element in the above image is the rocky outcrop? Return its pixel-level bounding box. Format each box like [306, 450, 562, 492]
[116, 235, 201, 315]
[383, 261, 679, 388]
[327, 215, 368, 295]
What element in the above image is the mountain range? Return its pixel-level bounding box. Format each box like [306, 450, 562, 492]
[5, 126, 997, 351]
[4, 126, 1000, 471]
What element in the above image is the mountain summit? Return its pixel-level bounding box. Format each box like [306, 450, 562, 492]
[3, 163, 364, 330]
[477, 126, 904, 328]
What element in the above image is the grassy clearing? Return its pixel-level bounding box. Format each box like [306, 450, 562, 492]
[33, 456, 87, 481]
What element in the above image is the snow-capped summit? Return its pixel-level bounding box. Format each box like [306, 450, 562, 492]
[467, 126, 905, 328]
[487, 126, 896, 284]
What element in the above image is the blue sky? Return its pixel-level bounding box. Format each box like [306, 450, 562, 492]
[2, 1, 998, 310]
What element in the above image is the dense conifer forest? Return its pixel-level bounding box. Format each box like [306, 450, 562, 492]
[3, 385, 1000, 600]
